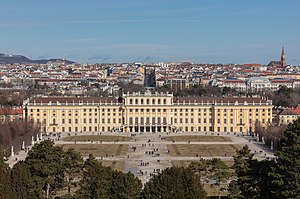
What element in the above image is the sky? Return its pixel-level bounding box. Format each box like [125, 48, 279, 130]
[1, 0, 300, 65]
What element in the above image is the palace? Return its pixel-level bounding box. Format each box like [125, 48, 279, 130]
[24, 92, 272, 134]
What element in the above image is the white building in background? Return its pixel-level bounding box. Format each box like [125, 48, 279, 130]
[223, 78, 246, 92]
[246, 77, 271, 93]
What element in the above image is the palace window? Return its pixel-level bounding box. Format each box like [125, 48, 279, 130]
[163, 117, 167, 124]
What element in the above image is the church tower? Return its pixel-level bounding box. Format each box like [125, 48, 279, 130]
[281, 46, 286, 66]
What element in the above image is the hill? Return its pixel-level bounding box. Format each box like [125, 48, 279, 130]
[0, 53, 75, 64]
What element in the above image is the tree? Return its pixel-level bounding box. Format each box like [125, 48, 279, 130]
[25, 140, 65, 199]
[190, 159, 232, 198]
[109, 171, 142, 199]
[141, 167, 207, 199]
[210, 159, 232, 198]
[269, 118, 300, 198]
[189, 160, 211, 185]
[0, 149, 11, 199]
[75, 154, 142, 199]
[63, 148, 84, 194]
[10, 161, 34, 199]
[229, 145, 255, 199]
[229, 145, 275, 199]
[75, 154, 112, 199]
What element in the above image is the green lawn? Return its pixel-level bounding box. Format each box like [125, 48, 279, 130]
[59, 144, 128, 157]
[163, 135, 231, 142]
[62, 135, 131, 142]
[167, 144, 241, 157]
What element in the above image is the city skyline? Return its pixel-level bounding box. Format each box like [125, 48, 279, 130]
[1, 0, 300, 64]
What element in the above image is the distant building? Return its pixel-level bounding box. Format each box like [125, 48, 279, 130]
[164, 78, 197, 90]
[267, 46, 287, 67]
[144, 66, 156, 88]
[246, 77, 293, 93]
[277, 104, 300, 125]
[223, 78, 246, 92]
[281, 46, 286, 67]
[0, 107, 23, 122]
[246, 77, 271, 93]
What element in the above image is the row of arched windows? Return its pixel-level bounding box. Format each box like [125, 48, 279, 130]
[129, 117, 167, 125]
[129, 98, 167, 105]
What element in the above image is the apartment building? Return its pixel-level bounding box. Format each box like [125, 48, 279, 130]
[24, 92, 272, 134]
[0, 107, 23, 122]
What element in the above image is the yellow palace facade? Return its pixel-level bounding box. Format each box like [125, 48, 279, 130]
[24, 92, 272, 134]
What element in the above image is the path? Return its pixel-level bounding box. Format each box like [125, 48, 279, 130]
[7, 131, 275, 185]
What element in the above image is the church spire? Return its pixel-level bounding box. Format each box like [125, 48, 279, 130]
[281, 46, 286, 66]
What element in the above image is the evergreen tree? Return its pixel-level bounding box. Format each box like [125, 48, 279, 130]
[63, 148, 84, 194]
[25, 140, 65, 199]
[0, 149, 11, 199]
[75, 154, 111, 199]
[190, 159, 232, 198]
[210, 158, 232, 198]
[109, 171, 142, 199]
[189, 159, 211, 184]
[75, 154, 142, 199]
[10, 161, 34, 199]
[141, 167, 207, 199]
[229, 145, 256, 199]
[229, 145, 275, 199]
[270, 118, 300, 198]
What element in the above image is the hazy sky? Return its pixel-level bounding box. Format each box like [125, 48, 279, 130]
[1, 0, 300, 64]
